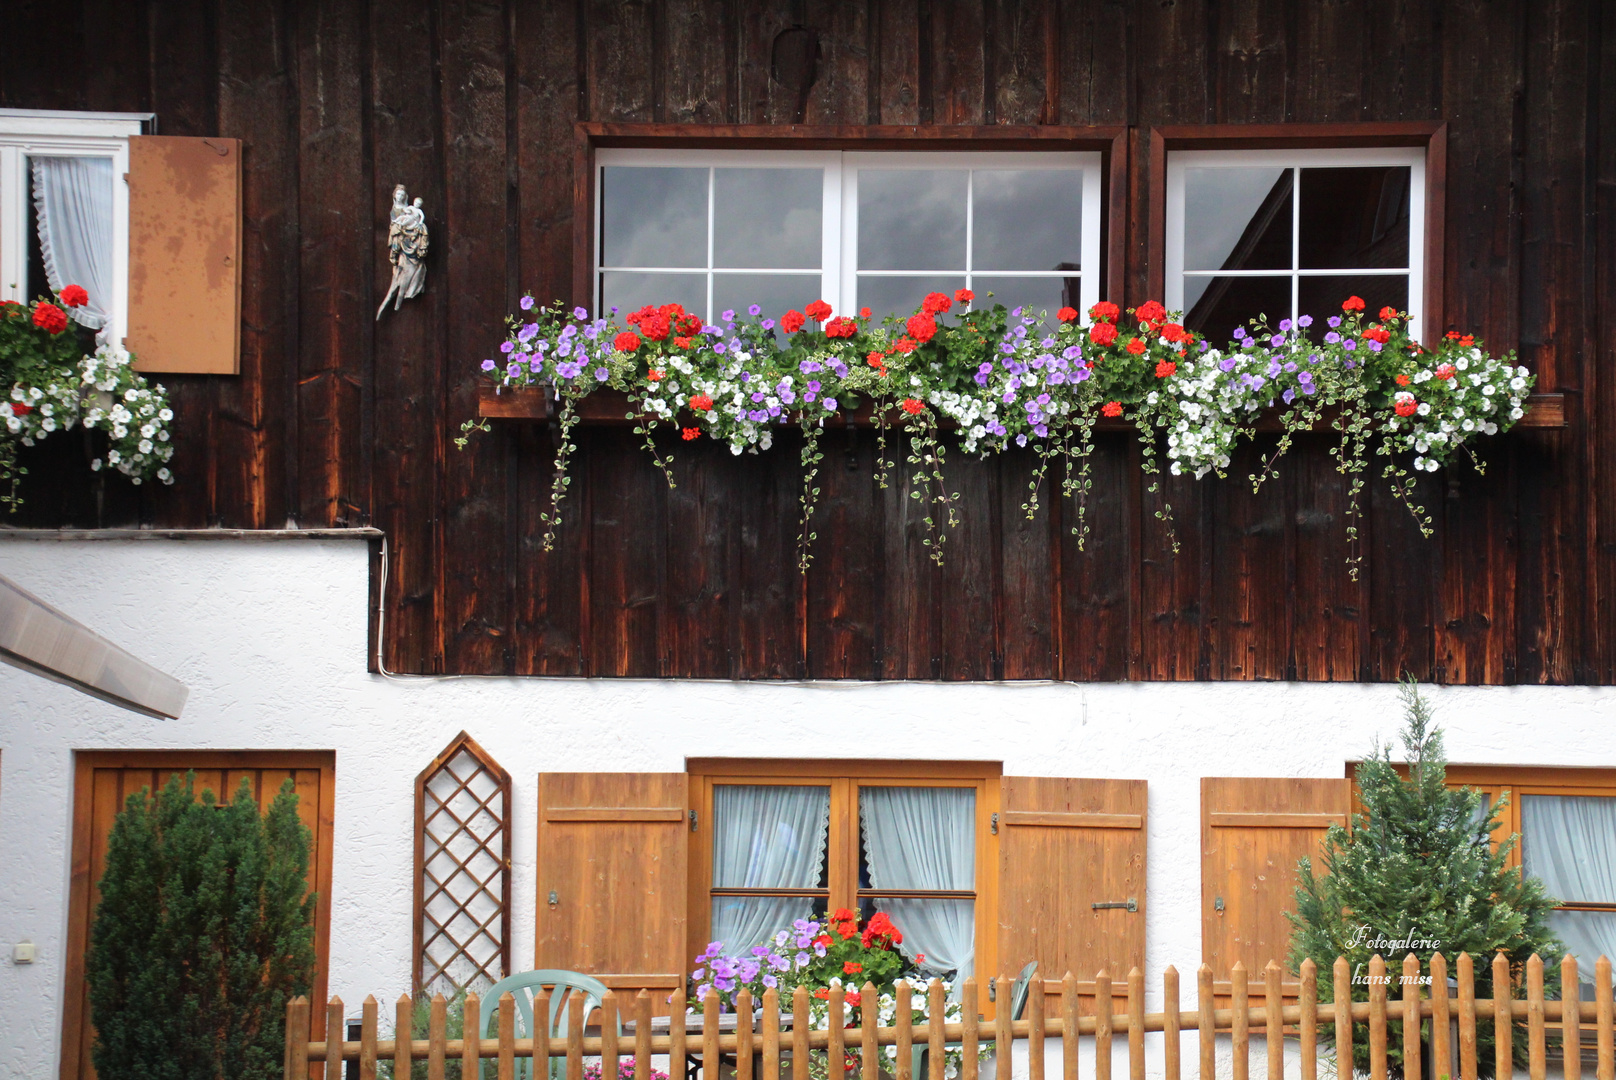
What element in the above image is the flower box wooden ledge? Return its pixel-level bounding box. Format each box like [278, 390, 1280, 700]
[478, 383, 1568, 431]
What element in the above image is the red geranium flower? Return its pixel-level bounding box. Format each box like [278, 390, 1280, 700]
[954, 288, 975, 305]
[1342, 295, 1366, 312]
[1089, 300, 1120, 322]
[673, 336, 692, 349]
[647, 369, 664, 382]
[1125, 337, 1147, 355]
[1089, 322, 1118, 346]
[825, 316, 858, 338]
[678, 315, 703, 336]
[11, 402, 32, 416]
[1379, 306, 1399, 321]
[681, 427, 700, 440]
[805, 300, 833, 321]
[1363, 326, 1391, 344]
[58, 284, 88, 308]
[921, 292, 951, 315]
[906, 312, 937, 342]
[814, 933, 833, 947]
[901, 398, 925, 415]
[781, 309, 806, 334]
[867, 351, 885, 366]
[1160, 322, 1186, 343]
[1459, 335, 1474, 347]
[860, 307, 872, 319]
[32, 302, 67, 335]
[688, 393, 713, 412]
[1155, 360, 1177, 378]
[1136, 300, 1167, 324]
[1057, 306, 1079, 323]
[1445, 331, 1461, 340]
[893, 337, 918, 354]
[641, 313, 672, 341]
[614, 331, 642, 353]
[1435, 363, 1456, 381]
[843, 961, 863, 975]
[1395, 373, 1410, 386]
[1394, 394, 1419, 417]
[1101, 400, 1123, 417]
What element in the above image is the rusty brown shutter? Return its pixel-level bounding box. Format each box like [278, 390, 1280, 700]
[1201, 777, 1350, 995]
[536, 773, 688, 1009]
[998, 777, 1145, 1014]
[126, 135, 242, 374]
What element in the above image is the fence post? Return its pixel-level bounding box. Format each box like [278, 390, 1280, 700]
[564, 990, 581, 1080]
[1299, 958, 1316, 1080]
[1403, 954, 1421, 1080]
[1431, 953, 1449, 1080]
[1564, 955, 1581, 1080]
[864, 981, 880, 1080]
[602, 990, 620, 1080]
[1063, 972, 1080, 1080]
[1597, 956, 1613, 1080]
[361, 995, 378, 1080]
[429, 992, 446, 1080]
[1095, 971, 1113, 1080]
[1030, 971, 1046, 1080]
[1333, 958, 1352, 1080]
[636, 990, 652, 1080]
[962, 978, 980, 1080]
[325, 997, 345, 1080]
[501, 990, 518, 1080]
[792, 985, 809, 1080]
[830, 985, 847, 1080]
[673, 988, 689, 1080]
[286, 996, 310, 1080]
[704, 989, 721, 1080]
[737, 988, 754, 1080]
[395, 994, 413, 1078]
[929, 979, 946, 1080]
[895, 981, 913, 1080]
[1129, 968, 1145, 1080]
[763, 987, 781, 1080]
[1198, 965, 1215, 1080]
[1000, 975, 1016, 1080]
[1231, 962, 1249, 1080]
[1163, 966, 1180, 1080]
[1265, 962, 1283, 1080]
[1456, 955, 1476, 1080]
[1492, 953, 1512, 1080]
[462, 992, 480, 1080]
[536, 989, 551, 1080]
[1368, 955, 1387, 1080]
[1527, 955, 1545, 1080]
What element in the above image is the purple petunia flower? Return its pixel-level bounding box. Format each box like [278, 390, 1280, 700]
[822, 398, 837, 412]
[518, 323, 539, 342]
[761, 318, 775, 330]
[1327, 315, 1342, 328]
[1283, 388, 1296, 404]
[1270, 334, 1285, 347]
[715, 343, 727, 354]
[975, 373, 989, 385]
[1369, 340, 1383, 352]
[507, 363, 521, 378]
[531, 360, 543, 372]
[1233, 327, 1248, 340]
[763, 975, 778, 989]
[520, 295, 535, 311]
[738, 960, 760, 982]
[1283, 361, 1297, 372]
[796, 952, 810, 966]
[595, 367, 610, 381]
[573, 306, 588, 320]
[1324, 332, 1341, 344]
[1279, 319, 1292, 332]
[808, 380, 822, 392]
[501, 341, 515, 353]
[749, 304, 763, 316]
[722, 309, 736, 322]
[560, 324, 577, 340]
[1298, 315, 1313, 327]
[739, 372, 751, 383]
[481, 359, 496, 371]
[1344, 340, 1357, 352]
[1219, 356, 1238, 372]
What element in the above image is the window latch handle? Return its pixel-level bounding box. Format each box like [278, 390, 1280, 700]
[990, 812, 999, 835]
[1091, 898, 1138, 913]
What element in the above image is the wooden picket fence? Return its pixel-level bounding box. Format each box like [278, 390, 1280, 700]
[285, 952, 1616, 1080]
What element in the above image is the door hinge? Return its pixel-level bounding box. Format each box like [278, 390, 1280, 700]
[689, 809, 698, 832]
[1214, 896, 1225, 912]
[990, 812, 999, 835]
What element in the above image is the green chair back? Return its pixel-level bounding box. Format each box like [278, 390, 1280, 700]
[480, 969, 620, 1080]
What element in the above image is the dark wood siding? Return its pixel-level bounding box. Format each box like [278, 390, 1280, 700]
[2, 0, 1610, 684]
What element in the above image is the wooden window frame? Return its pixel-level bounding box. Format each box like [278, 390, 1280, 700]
[1146, 122, 1447, 346]
[61, 749, 336, 1080]
[685, 758, 1001, 988]
[573, 123, 1128, 314]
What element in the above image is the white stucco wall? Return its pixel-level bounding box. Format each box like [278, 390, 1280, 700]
[1, 536, 1612, 1078]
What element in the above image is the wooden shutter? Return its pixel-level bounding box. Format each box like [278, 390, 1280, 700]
[536, 773, 688, 1010]
[998, 777, 1145, 1014]
[126, 135, 242, 373]
[61, 751, 335, 1080]
[1201, 777, 1349, 996]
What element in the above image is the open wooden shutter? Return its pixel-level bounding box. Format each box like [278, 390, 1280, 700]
[126, 135, 241, 373]
[1201, 777, 1350, 997]
[536, 773, 688, 1011]
[998, 777, 1145, 1014]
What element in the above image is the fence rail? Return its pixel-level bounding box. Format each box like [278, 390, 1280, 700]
[284, 952, 1616, 1080]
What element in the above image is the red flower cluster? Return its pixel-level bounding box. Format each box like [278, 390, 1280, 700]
[1057, 306, 1079, 323]
[1089, 322, 1118, 346]
[647, 369, 664, 382]
[1379, 305, 1399, 321]
[1124, 337, 1146, 356]
[681, 427, 700, 440]
[1435, 363, 1457, 381]
[1394, 395, 1419, 417]
[954, 289, 974, 305]
[673, 336, 693, 349]
[920, 292, 952, 315]
[1136, 300, 1167, 325]
[1101, 401, 1123, 417]
[32, 302, 67, 335]
[860, 307, 872, 319]
[843, 961, 863, 975]
[825, 316, 858, 338]
[688, 393, 713, 412]
[1362, 325, 1391, 344]
[781, 309, 806, 334]
[829, 908, 860, 940]
[1444, 330, 1476, 347]
[906, 312, 937, 343]
[1155, 360, 1177, 379]
[1089, 301, 1120, 322]
[900, 398, 925, 415]
[614, 331, 642, 353]
[892, 337, 918, 354]
[1394, 373, 1410, 386]
[1342, 295, 1366, 313]
[860, 911, 902, 948]
[805, 300, 833, 321]
[1160, 322, 1188, 344]
[627, 303, 699, 342]
[59, 284, 88, 308]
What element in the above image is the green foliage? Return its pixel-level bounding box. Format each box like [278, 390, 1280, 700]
[1287, 678, 1563, 1078]
[378, 989, 470, 1080]
[86, 772, 317, 1080]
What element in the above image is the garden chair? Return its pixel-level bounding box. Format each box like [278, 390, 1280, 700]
[911, 961, 1038, 1080]
[480, 969, 621, 1080]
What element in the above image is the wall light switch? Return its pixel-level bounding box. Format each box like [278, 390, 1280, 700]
[13, 941, 36, 964]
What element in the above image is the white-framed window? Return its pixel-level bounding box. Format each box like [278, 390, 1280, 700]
[1165, 147, 1425, 343]
[0, 109, 149, 344]
[594, 148, 1103, 325]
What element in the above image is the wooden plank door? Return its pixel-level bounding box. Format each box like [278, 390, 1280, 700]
[1201, 776, 1350, 998]
[535, 773, 688, 1012]
[61, 750, 336, 1080]
[998, 777, 1146, 1015]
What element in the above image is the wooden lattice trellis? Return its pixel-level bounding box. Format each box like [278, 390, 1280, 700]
[413, 731, 512, 995]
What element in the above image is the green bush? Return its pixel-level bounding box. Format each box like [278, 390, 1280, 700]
[86, 771, 317, 1080]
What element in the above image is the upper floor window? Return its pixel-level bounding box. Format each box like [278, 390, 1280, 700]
[1164, 147, 1425, 344]
[595, 149, 1102, 327]
[0, 110, 147, 345]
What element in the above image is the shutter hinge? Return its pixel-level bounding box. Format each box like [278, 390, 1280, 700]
[990, 812, 999, 834]
[689, 809, 698, 832]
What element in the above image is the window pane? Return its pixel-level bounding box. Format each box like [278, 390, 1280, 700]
[1182, 275, 1292, 346]
[713, 168, 823, 270]
[1184, 167, 1293, 272]
[859, 787, 975, 890]
[712, 785, 831, 888]
[858, 169, 967, 271]
[712, 273, 825, 325]
[856, 275, 965, 324]
[970, 275, 1078, 329]
[601, 166, 707, 268]
[1522, 795, 1616, 904]
[1547, 911, 1616, 982]
[1299, 166, 1411, 270]
[858, 896, 975, 980]
[600, 271, 707, 321]
[971, 170, 1084, 271]
[1296, 274, 1408, 328]
[711, 896, 827, 954]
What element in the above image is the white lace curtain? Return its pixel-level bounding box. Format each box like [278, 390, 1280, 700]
[861, 786, 976, 980]
[711, 785, 830, 952]
[31, 155, 114, 330]
[1522, 794, 1616, 983]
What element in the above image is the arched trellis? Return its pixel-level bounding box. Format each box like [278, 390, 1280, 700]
[413, 731, 512, 995]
